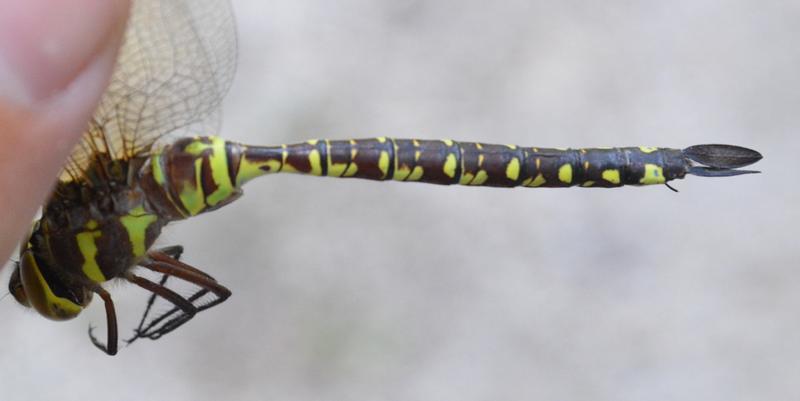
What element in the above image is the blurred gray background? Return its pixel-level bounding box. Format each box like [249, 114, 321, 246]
[2, 0, 797, 400]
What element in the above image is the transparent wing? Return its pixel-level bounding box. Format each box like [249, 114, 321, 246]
[62, 0, 237, 182]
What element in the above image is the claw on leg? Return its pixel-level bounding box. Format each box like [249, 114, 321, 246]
[88, 286, 118, 355]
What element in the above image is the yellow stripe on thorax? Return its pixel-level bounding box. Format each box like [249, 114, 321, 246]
[75, 220, 106, 283]
[179, 158, 207, 216]
[203, 137, 236, 206]
[119, 206, 158, 258]
[180, 137, 239, 214]
[150, 153, 187, 218]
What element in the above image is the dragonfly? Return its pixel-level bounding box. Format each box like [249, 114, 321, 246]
[7, 0, 762, 356]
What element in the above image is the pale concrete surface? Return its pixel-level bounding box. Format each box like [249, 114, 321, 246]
[2, 1, 796, 400]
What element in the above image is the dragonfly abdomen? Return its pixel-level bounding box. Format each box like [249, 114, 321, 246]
[138, 136, 758, 220]
[236, 138, 691, 189]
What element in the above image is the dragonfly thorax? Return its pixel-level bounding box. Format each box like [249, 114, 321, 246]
[9, 175, 168, 321]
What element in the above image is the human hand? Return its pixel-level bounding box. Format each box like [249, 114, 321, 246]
[0, 0, 130, 265]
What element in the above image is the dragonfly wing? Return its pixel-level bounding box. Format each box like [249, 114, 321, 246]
[63, 0, 237, 182]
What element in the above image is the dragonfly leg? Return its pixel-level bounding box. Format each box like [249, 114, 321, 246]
[132, 245, 186, 335]
[87, 286, 119, 356]
[126, 250, 231, 344]
[130, 273, 170, 341]
[125, 274, 199, 343]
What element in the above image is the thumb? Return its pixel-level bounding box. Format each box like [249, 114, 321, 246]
[0, 0, 130, 263]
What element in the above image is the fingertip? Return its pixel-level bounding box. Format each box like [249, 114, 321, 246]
[0, 0, 130, 107]
[0, 0, 130, 263]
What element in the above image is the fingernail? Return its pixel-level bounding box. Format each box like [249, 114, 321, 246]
[0, 0, 128, 107]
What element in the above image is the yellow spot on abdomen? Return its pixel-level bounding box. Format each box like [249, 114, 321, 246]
[640, 164, 665, 185]
[459, 172, 474, 185]
[408, 166, 424, 181]
[558, 164, 573, 184]
[280, 146, 299, 173]
[308, 149, 323, 176]
[523, 173, 546, 187]
[344, 163, 359, 177]
[329, 162, 348, 177]
[378, 151, 390, 178]
[443, 153, 457, 178]
[602, 169, 621, 184]
[394, 166, 411, 181]
[471, 170, 489, 185]
[505, 158, 520, 181]
[639, 146, 658, 153]
[236, 155, 281, 186]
